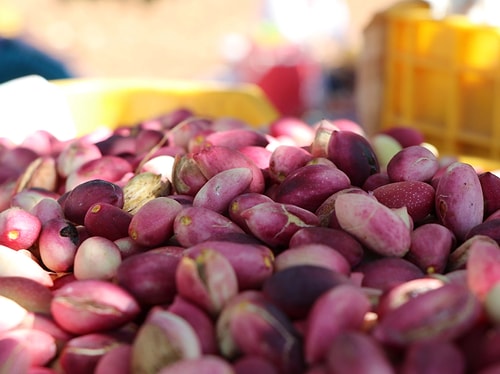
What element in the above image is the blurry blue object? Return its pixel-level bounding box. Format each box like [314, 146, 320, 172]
[0, 37, 73, 83]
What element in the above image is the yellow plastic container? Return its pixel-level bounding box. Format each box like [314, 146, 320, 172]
[379, 6, 500, 162]
[53, 78, 280, 136]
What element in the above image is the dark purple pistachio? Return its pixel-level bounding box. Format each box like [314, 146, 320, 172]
[262, 265, 350, 319]
[479, 171, 500, 219]
[61, 179, 124, 225]
[95, 133, 136, 156]
[116, 250, 181, 307]
[83, 202, 132, 241]
[327, 130, 379, 187]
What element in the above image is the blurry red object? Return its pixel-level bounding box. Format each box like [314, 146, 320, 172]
[256, 64, 303, 117]
[233, 43, 320, 117]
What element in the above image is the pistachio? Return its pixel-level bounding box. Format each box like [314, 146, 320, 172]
[122, 172, 171, 215]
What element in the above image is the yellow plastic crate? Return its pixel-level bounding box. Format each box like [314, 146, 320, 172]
[358, 3, 500, 170]
[383, 7, 500, 158]
[53, 78, 280, 136]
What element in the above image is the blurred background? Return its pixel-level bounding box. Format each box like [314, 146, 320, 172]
[0, 0, 404, 121]
[0, 0, 401, 78]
